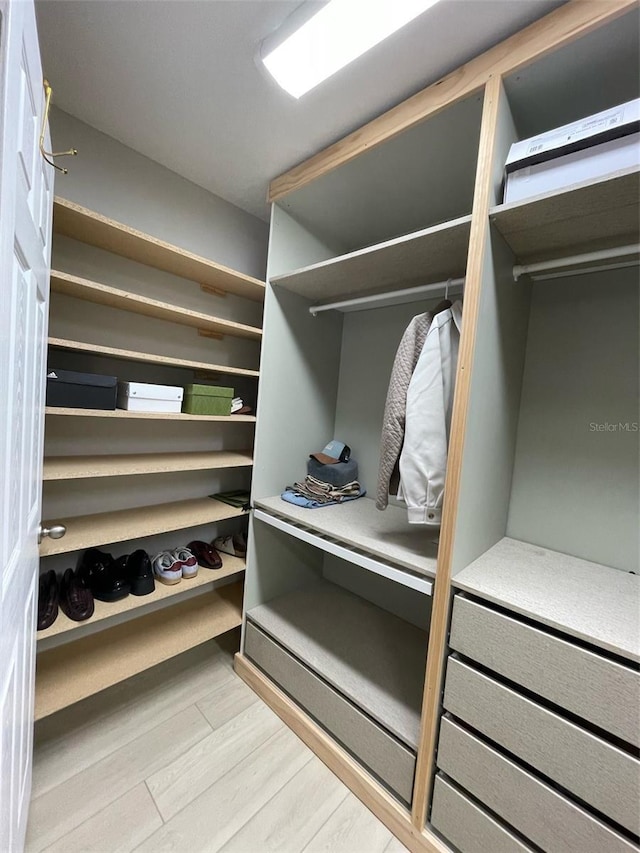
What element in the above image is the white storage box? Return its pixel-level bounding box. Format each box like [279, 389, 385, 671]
[504, 98, 640, 204]
[117, 381, 183, 413]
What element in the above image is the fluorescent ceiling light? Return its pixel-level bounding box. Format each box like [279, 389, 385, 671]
[263, 0, 441, 98]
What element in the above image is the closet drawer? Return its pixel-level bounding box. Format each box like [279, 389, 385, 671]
[449, 595, 640, 746]
[245, 620, 415, 804]
[430, 775, 534, 853]
[437, 717, 637, 853]
[443, 656, 640, 834]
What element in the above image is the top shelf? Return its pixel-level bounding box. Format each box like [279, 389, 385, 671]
[270, 215, 471, 303]
[453, 537, 640, 663]
[490, 167, 640, 263]
[53, 197, 266, 303]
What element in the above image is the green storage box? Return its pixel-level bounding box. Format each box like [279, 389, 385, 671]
[182, 384, 234, 416]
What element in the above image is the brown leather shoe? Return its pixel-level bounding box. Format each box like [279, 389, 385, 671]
[59, 568, 95, 622]
[187, 540, 223, 569]
[37, 570, 59, 631]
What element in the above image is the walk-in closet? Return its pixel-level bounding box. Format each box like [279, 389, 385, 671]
[2, 0, 638, 851]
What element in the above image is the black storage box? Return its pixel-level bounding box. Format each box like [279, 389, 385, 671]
[46, 368, 117, 410]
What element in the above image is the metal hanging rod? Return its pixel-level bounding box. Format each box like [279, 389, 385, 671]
[513, 244, 640, 281]
[309, 277, 465, 316]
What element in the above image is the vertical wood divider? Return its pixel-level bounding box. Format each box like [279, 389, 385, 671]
[410, 74, 505, 829]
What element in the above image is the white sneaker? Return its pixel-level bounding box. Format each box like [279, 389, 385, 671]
[213, 532, 247, 558]
[152, 551, 182, 585]
[173, 547, 198, 579]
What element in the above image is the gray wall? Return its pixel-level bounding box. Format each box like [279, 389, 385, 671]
[50, 107, 268, 280]
[507, 268, 639, 572]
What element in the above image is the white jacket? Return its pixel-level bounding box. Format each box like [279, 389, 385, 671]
[397, 301, 462, 525]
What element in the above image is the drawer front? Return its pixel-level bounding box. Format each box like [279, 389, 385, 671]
[437, 717, 637, 853]
[444, 657, 640, 834]
[431, 774, 534, 853]
[450, 596, 640, 746]
[245, 620, 415, 804]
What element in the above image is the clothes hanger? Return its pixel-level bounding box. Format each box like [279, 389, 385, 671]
[432, 279, 453, 316]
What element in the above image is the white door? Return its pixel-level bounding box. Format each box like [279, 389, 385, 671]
[0, 0, 53, 849]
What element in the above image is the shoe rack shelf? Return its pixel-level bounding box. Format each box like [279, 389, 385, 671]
[51, 270, 262, 341]
[40, 498, 249, 557]
[48, 337, 260, 379]
[43, 449, 253, 480]
[45, 406, 257, 423]
[53, 196, 265, 302]
[37, 554, 246, 645]
[35, 579, 244, 720]
[38, 196, 263, 720]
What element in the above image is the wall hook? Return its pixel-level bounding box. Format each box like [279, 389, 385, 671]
[40, 79, 78, 174]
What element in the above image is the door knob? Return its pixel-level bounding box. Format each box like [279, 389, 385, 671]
[38, 523, 66, 544]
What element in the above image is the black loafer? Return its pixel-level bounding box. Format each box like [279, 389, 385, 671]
[78, 548, 130, 602]
[38, 570, 59, 630]
[59, 568, 94, 622]
[126, 550, 155, 596]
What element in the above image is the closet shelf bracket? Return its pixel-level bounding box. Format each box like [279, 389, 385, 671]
[512, 244, 640, 281]
[200, 284, 227, 298]
[197, 328, 225, 340]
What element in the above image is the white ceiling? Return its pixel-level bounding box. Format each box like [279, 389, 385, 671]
[36, 0, 565, 221]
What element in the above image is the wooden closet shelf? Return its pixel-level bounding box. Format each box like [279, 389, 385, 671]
[53, 197, 265, 302]
[37, 555, 245, 644]
[50, 270, 262, 341]
[35, 580, 244, 720]
[490, 167, 640, 263]
[39, 497, 249, 557]
[254, 496, 438, 580]
[45, 406, 256, 423]
[43, 449, 253, 480]
[271, 215, 471, 302]
[453, 537, 640, 662]
[48, 337, 260, 378]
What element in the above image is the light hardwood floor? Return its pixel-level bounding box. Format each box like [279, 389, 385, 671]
[26, 630, 409, 853]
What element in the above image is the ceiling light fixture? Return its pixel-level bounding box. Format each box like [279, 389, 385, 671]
[263, 0, 442, 99]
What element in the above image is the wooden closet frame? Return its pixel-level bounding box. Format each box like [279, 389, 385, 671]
[235, 2, 639, 851]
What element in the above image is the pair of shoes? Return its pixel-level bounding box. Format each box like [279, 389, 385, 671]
[78, 548, 130, 602]
[213, 531, 247, 558]
[187, 540, 222, 570]
[152, 547, 198, 585]
[38, 568, 95, 628]
[114, 550, 155, 596]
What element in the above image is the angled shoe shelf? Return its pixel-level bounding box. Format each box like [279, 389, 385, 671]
[35, 580, 244, 720]
[53, 197, 266, 302]
[39, 497, 249, 557]
[43, 450, 253, 480]
[37, 554, 246, 647]
[50, 270, 263, 341]
[48, 337, 260, 378]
